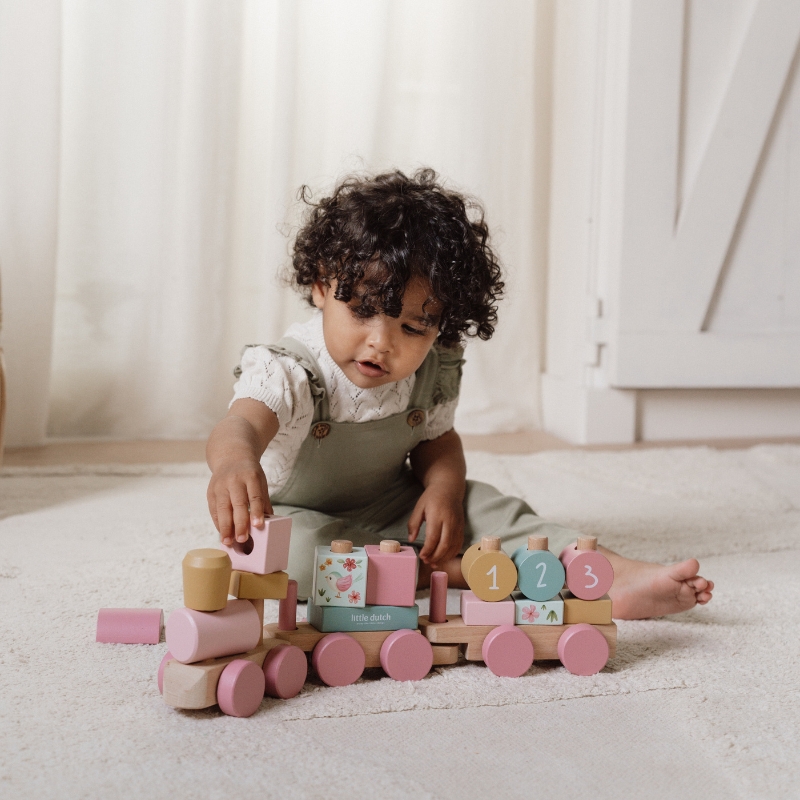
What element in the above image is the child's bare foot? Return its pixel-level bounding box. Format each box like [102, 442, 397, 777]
[602, 547, 714, 620]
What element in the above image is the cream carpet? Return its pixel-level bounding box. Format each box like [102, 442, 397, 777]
[1, 446, 799, 798]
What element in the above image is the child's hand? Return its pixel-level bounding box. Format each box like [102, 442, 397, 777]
[207, 458, 273, 546]
[407, 483, 465, 567]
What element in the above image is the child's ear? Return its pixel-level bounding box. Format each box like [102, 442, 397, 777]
[311, 281, 328, 310]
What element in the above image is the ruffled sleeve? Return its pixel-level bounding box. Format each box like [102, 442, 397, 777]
[422, 343, 465, 440]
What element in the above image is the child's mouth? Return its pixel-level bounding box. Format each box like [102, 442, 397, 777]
[355, 360, 388, 378]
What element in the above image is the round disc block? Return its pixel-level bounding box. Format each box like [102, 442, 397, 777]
[157, 650, 173, 695]
[558, 623, 610, 676]
[513, 548, 566, 602]
[481, 625, 534, 677]
[263, 644, 308, 699]
[464, 552, 517, 602]
[312, 633, 365, 687]
[380, 630, 433, 681]
[217, 659, 266, 717]
[564, 551, 614, 600]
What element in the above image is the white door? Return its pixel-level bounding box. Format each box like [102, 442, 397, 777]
[609, 0, 800, 388]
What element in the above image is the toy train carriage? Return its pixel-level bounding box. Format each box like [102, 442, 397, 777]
[159, 519, 617, 717]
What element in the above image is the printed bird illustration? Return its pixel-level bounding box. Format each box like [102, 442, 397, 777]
[324, 571, 352, 598]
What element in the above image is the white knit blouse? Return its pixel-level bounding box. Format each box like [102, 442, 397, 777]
[231, 313, 459, 493]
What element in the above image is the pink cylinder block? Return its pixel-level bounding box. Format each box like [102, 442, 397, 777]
[165, 599, 261, 664]
[380, 629, 433, 681]
[96, 608, 163, 644]
[157, 651, 173, 695]
[263, 644, 307, 699]
[429, 571, 448, 623]
[311, 633, 365, 687]
[557, 623, 610, 676]
[278, 579, 299, 632]
[216, 659, 266, 717]
[481, 625, 534, 678]
[559, 545, 614, 600]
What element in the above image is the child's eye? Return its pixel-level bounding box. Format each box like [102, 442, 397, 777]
[402, 324, 427, 336]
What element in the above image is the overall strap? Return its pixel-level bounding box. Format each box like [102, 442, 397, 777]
[266, 337, 330, 421]
[409, 346, 440, 409]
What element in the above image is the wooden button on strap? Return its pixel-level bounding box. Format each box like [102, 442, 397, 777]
[406, 410, 425, 428]
[311, 422, 331, 440]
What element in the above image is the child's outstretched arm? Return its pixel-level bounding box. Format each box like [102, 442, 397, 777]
[206, 398, 279, 546]
[408, 429, 467, 567]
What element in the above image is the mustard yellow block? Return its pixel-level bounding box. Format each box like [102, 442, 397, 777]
[561, 591, 612, 624]
[229, 570, 289, 600]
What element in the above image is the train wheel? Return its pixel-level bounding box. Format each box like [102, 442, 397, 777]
[380, 629, 433, 681]
[482, 625, 534, 677]
[217, 659, 266, 717]
[157, 651, 173, 695]
[557, 623, 609, 675]
[263, 644, 308, 699]
[312, 632, 365, 687]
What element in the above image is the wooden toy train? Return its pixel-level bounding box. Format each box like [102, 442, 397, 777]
[140, 517, 617, 717]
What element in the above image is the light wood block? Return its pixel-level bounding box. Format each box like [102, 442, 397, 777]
[229, 570, 289, 600]
[162, 638, 286, 710]
[561, 591, 613, 624]
[431, 644, 460, 665]
[418, 615, 616, 663]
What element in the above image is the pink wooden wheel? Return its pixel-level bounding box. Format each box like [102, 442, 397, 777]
[380, 630, 433, 681]
[216, 659, 266, 717]
[558, 623, 610, 676]
[481, 625, 534, 678]
[263, 644, 308, 699]
[312, 633, 365, 687]
[157, 651, 173, 695]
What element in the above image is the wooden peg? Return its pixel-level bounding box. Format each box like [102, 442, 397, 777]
[577, 536, 598, 551]
[429, 571, 448, 623]
[527, 535, 548, 551]
[480, 536, 501, 552]
[379, 540, 401, 553]
[330, 540, 353, 554]
[278, 579, 299, 632]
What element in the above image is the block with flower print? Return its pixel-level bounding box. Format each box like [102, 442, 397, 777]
[312, 545, 368, 608]
[514, 597, 564, 625]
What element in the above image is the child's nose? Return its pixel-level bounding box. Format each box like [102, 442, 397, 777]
[366, 320, 393, 352]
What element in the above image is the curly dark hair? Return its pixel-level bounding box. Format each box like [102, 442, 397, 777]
[290, 168, 504, 348]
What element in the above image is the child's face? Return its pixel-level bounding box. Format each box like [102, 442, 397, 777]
[311, 277, 441, 388]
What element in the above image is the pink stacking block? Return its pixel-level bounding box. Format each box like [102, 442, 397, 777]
[482, 625, 534, 678]
[217, 659, 265, 717]
[365, 543, 418, 607]
[165, 599, 261, 664]
[220, 515, 292, 575]
[96, 608, 163, 644]
[263, 644, 307, 699]
[311, 633, 365, 687]
[460, 591, 515, 626]
[380, 629, 433, 681]
[429, 571, 448, 623]
[559, 544, 614, 601]
[557, 623, 610, 676]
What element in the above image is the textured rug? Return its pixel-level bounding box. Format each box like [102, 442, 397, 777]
[1, 446, 799, 798]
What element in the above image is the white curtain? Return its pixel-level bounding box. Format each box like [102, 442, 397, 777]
[0, 0, 555, 447]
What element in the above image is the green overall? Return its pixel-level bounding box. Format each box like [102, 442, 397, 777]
[267, 337, 582, 600]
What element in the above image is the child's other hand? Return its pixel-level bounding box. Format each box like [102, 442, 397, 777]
[407, 483, 464, 567]
[207, 459, 273, 547]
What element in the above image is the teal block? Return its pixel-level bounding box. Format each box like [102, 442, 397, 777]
[511, 546, 565, 602]
[308, 602, 420, 633]
[514, 597, 564, 625]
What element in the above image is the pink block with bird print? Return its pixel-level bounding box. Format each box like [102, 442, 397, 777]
[312, 545, 368, 608]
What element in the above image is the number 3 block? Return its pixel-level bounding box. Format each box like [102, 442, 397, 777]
[559, 537, 614, 600]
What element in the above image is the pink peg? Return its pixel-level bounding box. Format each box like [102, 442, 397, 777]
[278, 579, 299, 632]
[429, 571, 448, 623]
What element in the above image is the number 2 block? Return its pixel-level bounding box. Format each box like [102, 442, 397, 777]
[511, 547, 565, 602]
[514, 597, 564, 625]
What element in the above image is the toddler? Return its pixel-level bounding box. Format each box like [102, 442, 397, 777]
[206, 169, 713, 619]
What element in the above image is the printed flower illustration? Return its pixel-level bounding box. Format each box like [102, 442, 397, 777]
[348, 590, 361, 604]
[343, 558, 357, 572]
[319, 563, 326, 571]
[522, 606, 539, 622]
[325, 558, 333, 565]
